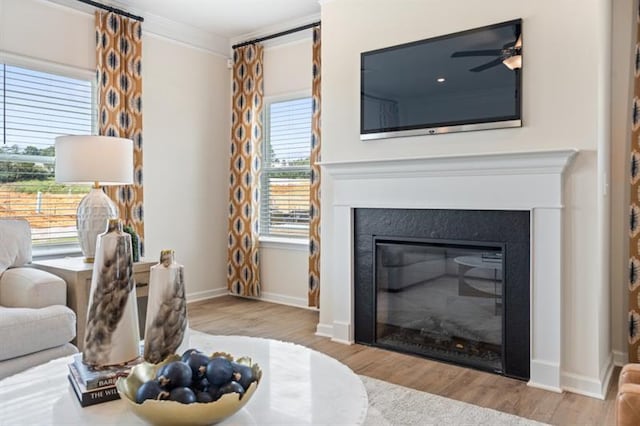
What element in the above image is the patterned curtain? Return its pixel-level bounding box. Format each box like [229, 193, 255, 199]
[95, 11, 144, 256]
[227, 44, 264, 297]
[308, 26, 322, 307]
[630, 5, 640, 362]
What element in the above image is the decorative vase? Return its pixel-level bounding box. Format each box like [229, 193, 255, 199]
[83, 218, 140, 367]
[143, 249, 189, 363]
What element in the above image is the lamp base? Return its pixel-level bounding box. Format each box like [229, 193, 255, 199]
[76, 188, 118, 260]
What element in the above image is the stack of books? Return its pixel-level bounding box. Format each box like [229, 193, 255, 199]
[67, 354, 139, 407]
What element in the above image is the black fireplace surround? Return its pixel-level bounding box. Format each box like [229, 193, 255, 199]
[354, 208, 530, 380]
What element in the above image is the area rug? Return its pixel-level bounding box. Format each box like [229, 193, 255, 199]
[361, 376, 549, 426]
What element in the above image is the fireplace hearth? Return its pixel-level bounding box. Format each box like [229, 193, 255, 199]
[354, 208, 530, 380]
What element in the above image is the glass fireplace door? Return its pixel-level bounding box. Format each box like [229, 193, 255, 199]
[374, 238, 504, 373]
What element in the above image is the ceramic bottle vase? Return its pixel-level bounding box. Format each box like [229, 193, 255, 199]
[83, 218, 140, 367]
[143, 249, 189, 363]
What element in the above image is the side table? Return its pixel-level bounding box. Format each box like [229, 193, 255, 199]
[31, 257, 156, 350]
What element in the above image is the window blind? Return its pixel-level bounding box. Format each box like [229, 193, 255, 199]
[0, 64, 93, 248]
[260, 97, 312, 238]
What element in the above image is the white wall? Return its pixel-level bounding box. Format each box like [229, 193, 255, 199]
[264, 37, 312, 96]
[0, 0, 95, 70]
[142, 36, 230, 302]
[0, 0, 231, 300]
[259, 37, 313, 307]
[322, 1, 601, 161]
[319, 0, 611, 396]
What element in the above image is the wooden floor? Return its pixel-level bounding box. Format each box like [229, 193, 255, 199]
[188, 296, 618, 425]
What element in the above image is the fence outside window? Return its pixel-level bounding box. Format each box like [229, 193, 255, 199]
[0, 62, 94, 249]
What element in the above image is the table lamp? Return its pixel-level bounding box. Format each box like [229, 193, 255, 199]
[55, 135, 133, 262]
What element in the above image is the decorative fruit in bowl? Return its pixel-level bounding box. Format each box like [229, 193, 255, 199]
[116, 348, 262, 426]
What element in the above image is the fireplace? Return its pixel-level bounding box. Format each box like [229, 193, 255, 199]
[319, 150, 577, 391]
[354, 208, 530, 379]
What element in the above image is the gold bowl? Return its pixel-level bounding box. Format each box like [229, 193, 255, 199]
[116, 353, 262, 426]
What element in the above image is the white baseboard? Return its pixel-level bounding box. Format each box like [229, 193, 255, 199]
[529, 359, 561, 393]
[260, 291, 313, 310]
[562, 374, 605, 399]
[185, 288, 315, 310]
[330, 320, 353, 344]
[561, 354, 613, 401]
[599, 353, 614, 397]
[613, 350, 628, 366]
[527, 381, 562, 394]
[186, 287, 227, 303]
[316, 322, 333, 338]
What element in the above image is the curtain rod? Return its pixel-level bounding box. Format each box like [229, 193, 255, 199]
[232, 21, 320, 50]
[76, 0, 144, 22]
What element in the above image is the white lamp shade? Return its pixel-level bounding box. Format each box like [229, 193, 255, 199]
[55, 135, 133, 185]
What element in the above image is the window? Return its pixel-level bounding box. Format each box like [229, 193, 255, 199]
[260, 97, 313, 238]
[0, 63, 94, 250]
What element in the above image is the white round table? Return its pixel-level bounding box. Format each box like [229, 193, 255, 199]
[454, 255, 503, 314]
[0, 331, 368, 425]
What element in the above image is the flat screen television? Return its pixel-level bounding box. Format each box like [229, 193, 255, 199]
[360, 19, 522, 140]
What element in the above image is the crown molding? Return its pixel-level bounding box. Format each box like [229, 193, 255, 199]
[142, 12, 229, 57]
[45, 0, 230, 57]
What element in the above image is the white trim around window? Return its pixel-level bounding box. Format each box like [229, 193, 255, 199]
[259, 235, 308, 252]
[0, 51, 97, 258]
[260, 91, 312, 243]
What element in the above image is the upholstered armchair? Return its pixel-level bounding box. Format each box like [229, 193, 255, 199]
[0, 219, 77, 380]
[616, 364, 640, 426]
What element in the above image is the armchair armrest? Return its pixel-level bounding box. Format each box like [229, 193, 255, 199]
[620, 363, 640, 388]
[617, 383, 640, 426]
[0, 267, 66, 308]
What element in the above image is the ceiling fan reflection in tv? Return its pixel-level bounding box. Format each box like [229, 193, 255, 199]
[451, 35, 522, 72]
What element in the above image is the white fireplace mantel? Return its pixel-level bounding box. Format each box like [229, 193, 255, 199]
[319, 149, 577, 179]
[318, 149, 578, 393]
